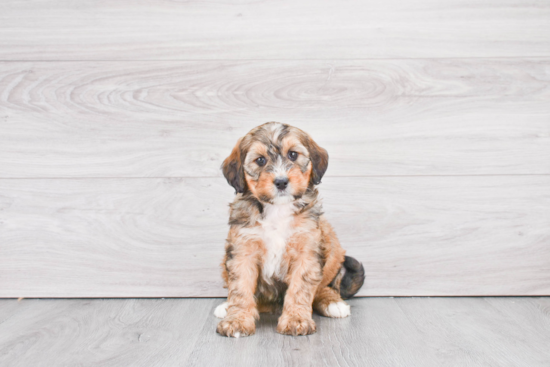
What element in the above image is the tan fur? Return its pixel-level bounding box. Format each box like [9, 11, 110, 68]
[245, 170, 273, 201]
[217, 232, 262, 337]
[219, 122, 348, 337]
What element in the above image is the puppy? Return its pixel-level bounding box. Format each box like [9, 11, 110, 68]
[216, 122, 365, 337]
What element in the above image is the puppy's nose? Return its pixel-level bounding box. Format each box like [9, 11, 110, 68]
[274, 177, 289, 190]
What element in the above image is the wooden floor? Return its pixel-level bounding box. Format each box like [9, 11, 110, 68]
[0, 297, 549, 366]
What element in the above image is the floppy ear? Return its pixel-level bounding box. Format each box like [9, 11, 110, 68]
[222, 138, 246, 194]
[306, 137, 329, 185]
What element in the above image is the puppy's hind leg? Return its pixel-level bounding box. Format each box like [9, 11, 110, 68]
[214, 301, 228, 319]
[313, 286, 350, 318]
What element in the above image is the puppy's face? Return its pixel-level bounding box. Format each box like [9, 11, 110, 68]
[222, 122, 328, 204]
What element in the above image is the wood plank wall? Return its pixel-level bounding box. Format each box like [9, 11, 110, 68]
[0, 0, 549, 297]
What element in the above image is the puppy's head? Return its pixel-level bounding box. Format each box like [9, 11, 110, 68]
[222, 122, 328, 204]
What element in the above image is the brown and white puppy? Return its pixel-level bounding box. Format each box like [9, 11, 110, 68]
[216, 122, 365, 337]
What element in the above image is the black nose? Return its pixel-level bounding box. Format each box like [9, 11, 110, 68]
[274, 177, 289, 190]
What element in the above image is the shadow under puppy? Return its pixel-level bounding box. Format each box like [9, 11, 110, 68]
[216, 122, 365, 337]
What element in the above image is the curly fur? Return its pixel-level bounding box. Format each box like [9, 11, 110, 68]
[217, 122, 364, 337]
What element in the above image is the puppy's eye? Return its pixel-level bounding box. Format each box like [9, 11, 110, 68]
[287, 151, 298, 161]
[256, 157, 266, 166]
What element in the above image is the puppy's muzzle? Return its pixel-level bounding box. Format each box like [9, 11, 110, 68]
[274, 177, 289, 191]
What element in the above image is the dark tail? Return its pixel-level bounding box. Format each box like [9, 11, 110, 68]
[338, 256, 365, 300]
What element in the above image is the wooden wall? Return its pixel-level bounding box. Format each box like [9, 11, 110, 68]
[1, 0, 549, 297]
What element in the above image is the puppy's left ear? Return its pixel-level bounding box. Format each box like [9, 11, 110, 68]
[306, 137, 329, 185]
[222, 138, 246, 194]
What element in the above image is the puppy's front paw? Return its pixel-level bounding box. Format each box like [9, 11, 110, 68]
[216, 315, 256, 338]
[277, 315, 316, 336]
[325, 301, 351, 318]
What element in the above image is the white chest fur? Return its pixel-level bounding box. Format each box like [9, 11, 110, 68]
[258, 203, 295, 281]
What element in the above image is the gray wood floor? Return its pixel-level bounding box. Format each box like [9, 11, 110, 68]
[1, 297, 549, 366]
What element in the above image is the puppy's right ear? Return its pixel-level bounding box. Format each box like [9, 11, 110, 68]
[222, 138, 246, 194]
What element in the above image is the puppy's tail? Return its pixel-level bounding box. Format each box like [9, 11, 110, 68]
[338, 256, 365, 300]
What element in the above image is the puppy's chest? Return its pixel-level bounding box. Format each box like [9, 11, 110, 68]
[257, 203, 296, 281]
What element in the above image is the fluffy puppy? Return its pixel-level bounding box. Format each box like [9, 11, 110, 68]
[216, 122, 365, 337]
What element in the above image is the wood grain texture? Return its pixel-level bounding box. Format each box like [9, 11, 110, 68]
[1, 176, 548, 298]
[1, 297, 549, 366]
[1, 59, 549, 177]
[2, 0, 549, 298]
[1, 0, 550, 60]
[0, 298, 216, 366]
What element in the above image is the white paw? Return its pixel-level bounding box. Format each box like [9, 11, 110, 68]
[326, 301, 351, 318]
[214, 302, 228, 319]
